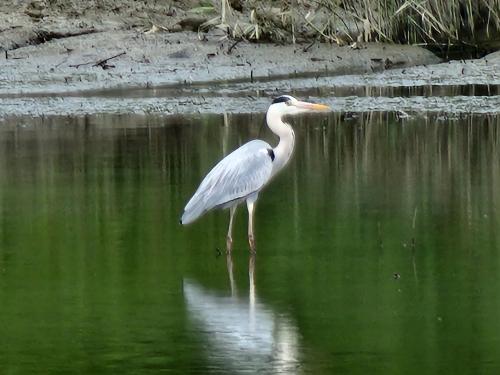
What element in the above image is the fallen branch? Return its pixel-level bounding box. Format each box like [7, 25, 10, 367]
[93, 52, 126, 69]
[303, 39, 316, 52]
[4, 50, 27, 60]
[69, 51, 126, 69]
[227, 39, 242, 54]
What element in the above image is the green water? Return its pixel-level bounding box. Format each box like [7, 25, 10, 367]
[0, 112, 500, 374]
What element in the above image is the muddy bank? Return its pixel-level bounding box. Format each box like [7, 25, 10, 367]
[1, 2, 442, 97]
[1, 26, 442, 96]
[0, 28, 498, 118]
[0, 31, 499, 117]
[2, 92, 500, 119]
[1, 2, 499, 118]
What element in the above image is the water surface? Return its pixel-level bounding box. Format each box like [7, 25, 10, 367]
[0, 112, 500, 373]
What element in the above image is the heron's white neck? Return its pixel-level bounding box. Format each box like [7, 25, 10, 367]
[266, 107, 295, 175]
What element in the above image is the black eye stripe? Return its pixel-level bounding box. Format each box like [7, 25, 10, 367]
[272, 96, 290, 104]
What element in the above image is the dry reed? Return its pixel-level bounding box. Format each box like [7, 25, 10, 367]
[213, 0, 500, 48]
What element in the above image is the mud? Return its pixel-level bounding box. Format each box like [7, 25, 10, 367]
[1, 81, 499, 118]
[0, 1, 443, 96]
[0, 1, 499, 118]
[0, 27, 443, 96]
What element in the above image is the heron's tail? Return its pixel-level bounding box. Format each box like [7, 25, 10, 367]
[180, 203, 206, 225]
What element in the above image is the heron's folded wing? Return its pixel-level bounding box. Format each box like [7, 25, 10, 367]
[181, 140, 273, 224]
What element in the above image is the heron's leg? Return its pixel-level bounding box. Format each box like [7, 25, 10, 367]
[226, 205, 237, 252]
[246, 196, 258, 254]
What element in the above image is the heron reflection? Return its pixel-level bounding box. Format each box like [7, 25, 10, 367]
[183, 255, 301, 373]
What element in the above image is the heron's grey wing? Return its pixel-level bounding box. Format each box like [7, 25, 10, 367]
[181, 140, 273, 224]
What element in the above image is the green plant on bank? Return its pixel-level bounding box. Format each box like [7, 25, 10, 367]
[206, 0, 500, 48]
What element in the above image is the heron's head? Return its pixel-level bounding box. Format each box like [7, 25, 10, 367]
[270, 95, 330, 116]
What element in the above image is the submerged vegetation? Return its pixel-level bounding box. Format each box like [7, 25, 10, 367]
[207, 0, 499, 53]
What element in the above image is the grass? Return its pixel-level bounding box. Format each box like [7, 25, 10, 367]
[331, 0, 500, 44]
[211, 0, 500, 52]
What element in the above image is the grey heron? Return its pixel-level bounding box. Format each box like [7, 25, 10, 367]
[180, 95, 330, 252]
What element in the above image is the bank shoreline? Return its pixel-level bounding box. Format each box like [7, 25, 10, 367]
[1, 25, 447, 96]
[1, 23, 499, 118]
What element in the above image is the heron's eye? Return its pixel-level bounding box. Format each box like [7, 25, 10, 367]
[285, 101, 292, 106]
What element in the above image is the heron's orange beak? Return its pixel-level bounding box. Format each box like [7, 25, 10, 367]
[296, 101, 330, 111]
